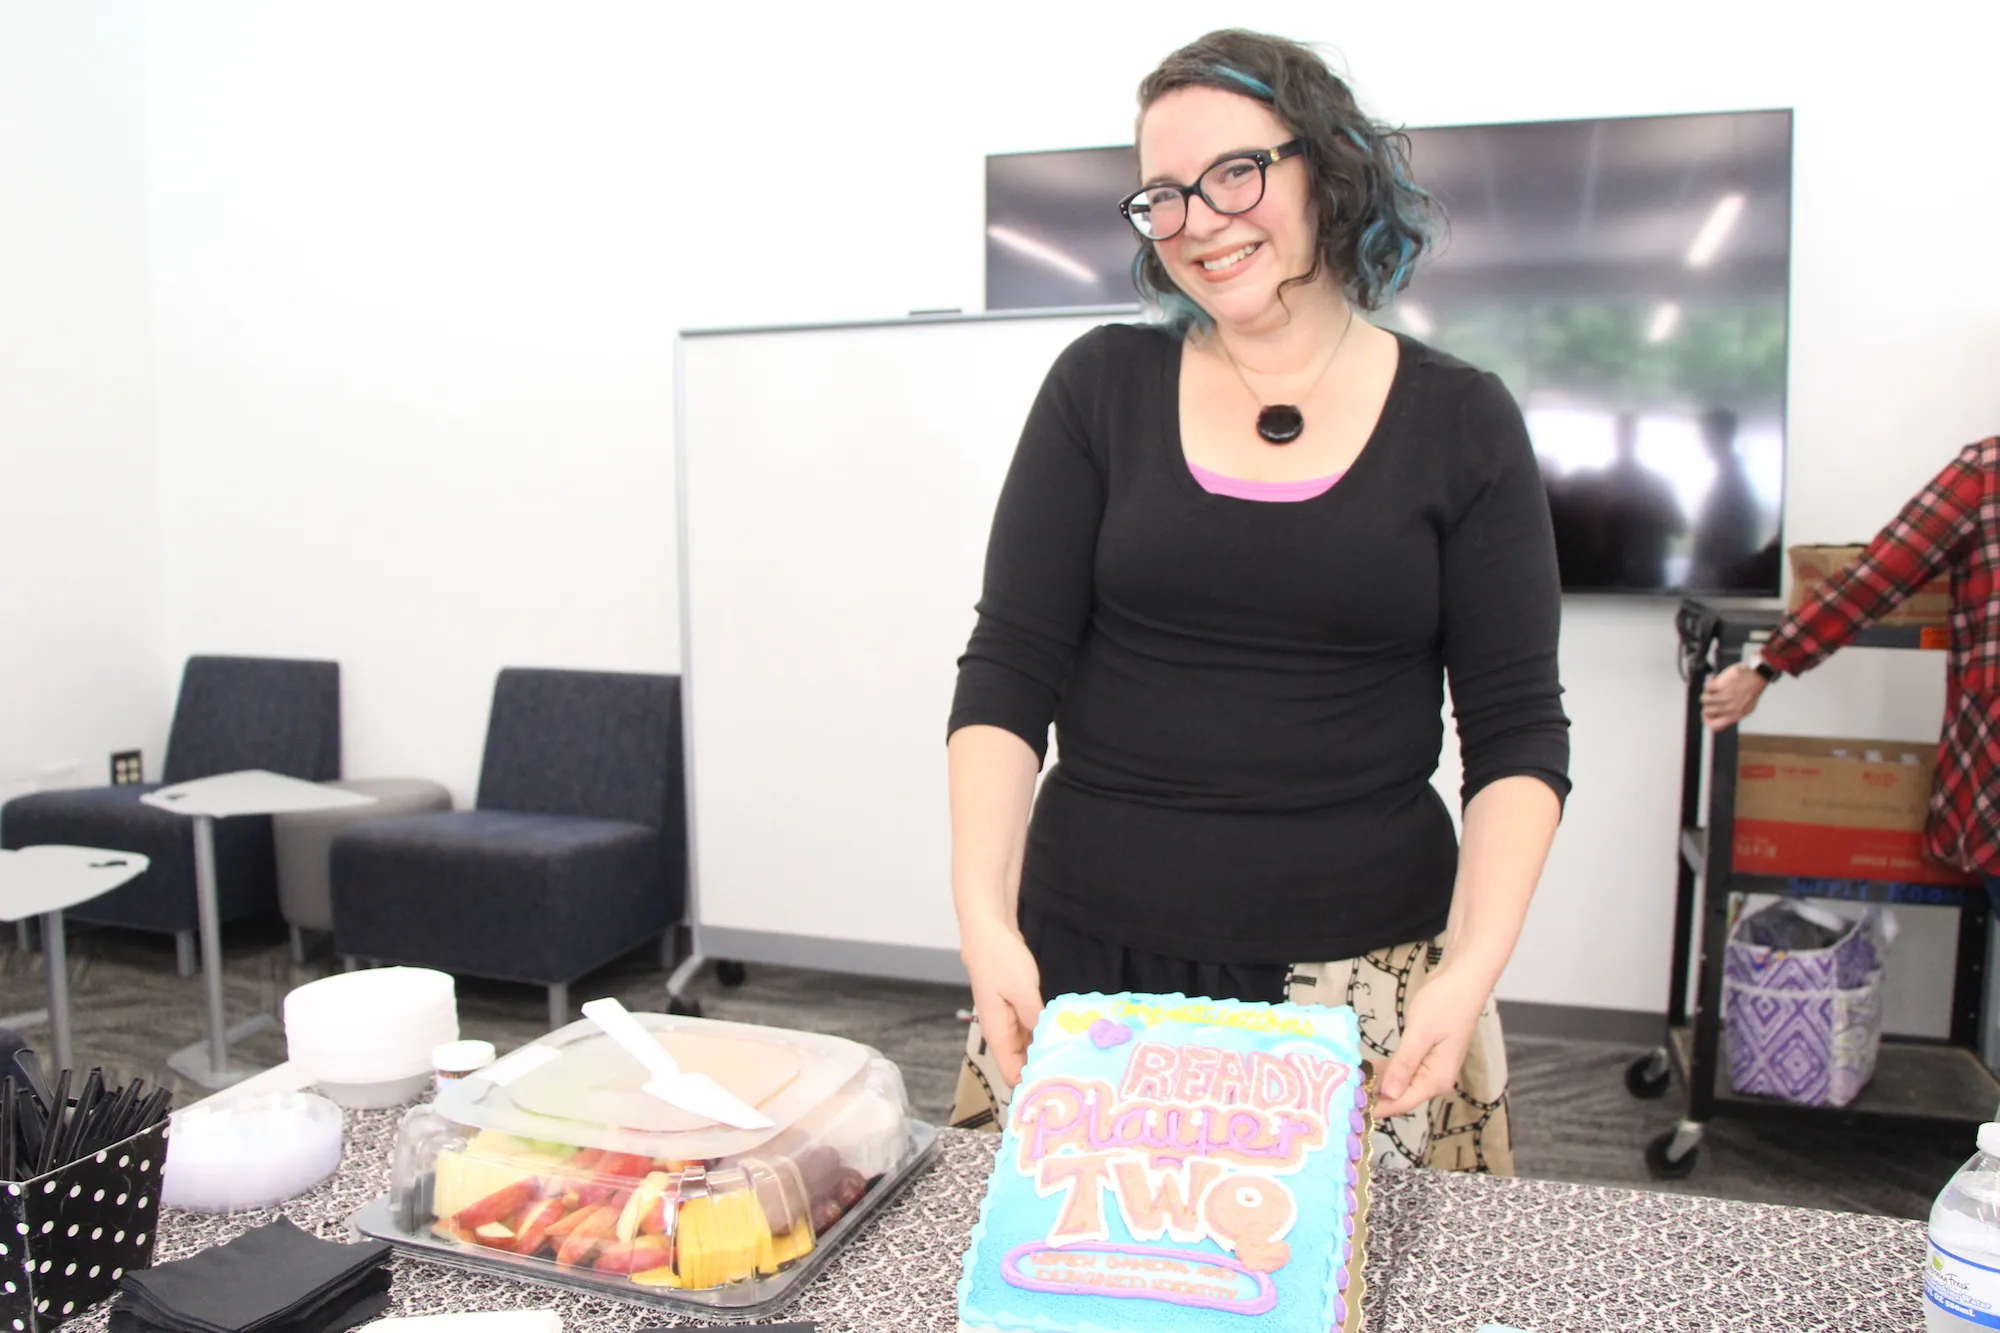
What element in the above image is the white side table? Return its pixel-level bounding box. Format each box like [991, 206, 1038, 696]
[0, 845, 151, 1073]
[142, 770, 375, 1088]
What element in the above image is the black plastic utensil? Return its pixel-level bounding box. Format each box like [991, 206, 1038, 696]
[7, 1048, 51, 1117]
[0, 1074, 16, 1180]
[15, 1087, 45, 1174]
[37, 1068, 72, 1175]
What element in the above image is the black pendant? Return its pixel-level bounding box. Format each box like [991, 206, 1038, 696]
[1257, 404, 1304, 444]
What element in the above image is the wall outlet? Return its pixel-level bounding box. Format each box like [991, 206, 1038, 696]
[109, 751, 144, 786]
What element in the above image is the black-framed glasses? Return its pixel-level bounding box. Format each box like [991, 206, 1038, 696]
[1119, 140, 1305, 241]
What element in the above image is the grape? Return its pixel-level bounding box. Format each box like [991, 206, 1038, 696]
[832, 1168, 867, 1210]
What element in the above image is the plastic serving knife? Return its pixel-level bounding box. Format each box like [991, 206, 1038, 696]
[579, 998, 774, 1131]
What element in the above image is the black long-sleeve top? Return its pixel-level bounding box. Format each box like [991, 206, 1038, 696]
[949, 323, 1570, 963]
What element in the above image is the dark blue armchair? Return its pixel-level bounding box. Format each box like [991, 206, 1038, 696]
[0, 656, 342, 971]
[329, 667, 685, 1029]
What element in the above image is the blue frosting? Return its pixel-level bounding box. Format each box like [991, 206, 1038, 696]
[956, 992, 1365, 1333]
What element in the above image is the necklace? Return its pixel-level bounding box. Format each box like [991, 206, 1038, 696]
[1217, 305, 1358, 445]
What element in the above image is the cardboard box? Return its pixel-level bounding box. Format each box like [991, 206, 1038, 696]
[1732, 734, 1974, 886]
[1787, 545, 1950, 628]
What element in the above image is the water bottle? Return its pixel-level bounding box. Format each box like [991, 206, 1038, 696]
[1926, 1122, 2000, 1330]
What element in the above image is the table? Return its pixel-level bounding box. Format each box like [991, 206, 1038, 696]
[0, 845, 151, 1072]
[81, 1114, 1931, 1333]
[139, 772, 375, 1088]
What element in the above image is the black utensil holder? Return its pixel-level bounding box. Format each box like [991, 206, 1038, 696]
[0, 1121, 168, 1333]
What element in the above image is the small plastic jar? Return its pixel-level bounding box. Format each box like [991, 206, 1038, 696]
[432, 1039, 496, 1092]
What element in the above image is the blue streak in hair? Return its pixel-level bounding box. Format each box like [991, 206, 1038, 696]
[1209, 65, 1274, 100]
[1130, 247, 1210, 334]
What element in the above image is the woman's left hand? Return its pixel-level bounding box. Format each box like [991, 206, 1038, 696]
[1374, 962, 1490, 1119]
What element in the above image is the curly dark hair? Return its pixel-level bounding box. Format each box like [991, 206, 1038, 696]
[1133, 29, 1441, 330]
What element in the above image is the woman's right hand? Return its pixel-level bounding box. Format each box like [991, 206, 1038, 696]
[962, 921, 1044, 1089]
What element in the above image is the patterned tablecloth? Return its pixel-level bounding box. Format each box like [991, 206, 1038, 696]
[70, 1112, 1928, 1333]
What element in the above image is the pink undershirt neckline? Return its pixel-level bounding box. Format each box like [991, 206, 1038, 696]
[1187, 459, 1346, 502]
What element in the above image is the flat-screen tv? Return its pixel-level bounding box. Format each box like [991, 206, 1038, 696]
[985, 109, 1794, 597]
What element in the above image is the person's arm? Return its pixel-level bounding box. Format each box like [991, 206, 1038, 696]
[1702, 442, 1984, 731]
[947, 332, 1109, 1087]
[1378, 373, 1570, 1118]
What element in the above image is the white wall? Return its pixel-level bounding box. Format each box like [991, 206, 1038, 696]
[142, 4, 687, 804]
[25, 0, 1991, 1012]
[0, 1, 166, 800]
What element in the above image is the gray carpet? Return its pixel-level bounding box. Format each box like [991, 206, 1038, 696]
[0, 923, 1968, 1222]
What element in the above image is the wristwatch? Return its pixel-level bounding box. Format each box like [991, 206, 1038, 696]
[1748, 653, 1781, 684]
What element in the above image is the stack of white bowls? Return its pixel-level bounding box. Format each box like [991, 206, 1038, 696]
[284, 966, 459, 1107]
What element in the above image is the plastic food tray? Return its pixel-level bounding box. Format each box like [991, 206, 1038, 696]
[350, 1119, 939, 1319]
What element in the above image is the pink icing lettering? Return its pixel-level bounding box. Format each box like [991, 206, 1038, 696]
[1015, 1086, 1322, 1171]
[1171, 1046, 1220, 1102]
[1000, 1241, 1277, 1316]
[1109, 1158, 1223, 1242]
[1120, 1043, 1179, 1100]
[1283, 1052, 1350, 1115]
[1210, 1049, 1250, 1105]
[1249, 1052, 1303, 1111]
[1037, 1152, 1115, 1242]
[1201, 1175, 1297, 1273]
[1110, 1103, 1154, 1150]
[1014, 1079, 1090, 1167]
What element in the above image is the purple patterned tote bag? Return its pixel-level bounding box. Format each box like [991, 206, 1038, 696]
[1723, 901, 1896, 1108]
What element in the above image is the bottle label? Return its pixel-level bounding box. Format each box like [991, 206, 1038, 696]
[1928, 1239, 2000, 1327]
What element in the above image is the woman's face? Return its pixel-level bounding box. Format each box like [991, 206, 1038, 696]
[1137, 85, 1317, 334]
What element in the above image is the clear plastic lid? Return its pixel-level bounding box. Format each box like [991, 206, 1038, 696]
[387, 1012, 914, 1298]
[435, 1012, 871, 1159]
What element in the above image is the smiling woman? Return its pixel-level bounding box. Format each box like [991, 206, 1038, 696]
[1129, 33, 1440, 335]
[945, 29, 1571, 1178]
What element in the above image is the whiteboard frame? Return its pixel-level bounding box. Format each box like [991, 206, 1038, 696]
[667, 306, 1143, 993]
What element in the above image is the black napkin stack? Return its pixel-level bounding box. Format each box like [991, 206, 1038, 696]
[110, 1219, 392, 1333]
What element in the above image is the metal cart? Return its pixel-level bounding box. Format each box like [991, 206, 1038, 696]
[1627, 599, 1999, 1178]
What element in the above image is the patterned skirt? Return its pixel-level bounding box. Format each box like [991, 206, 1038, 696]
[949, 937, 1513, 1175]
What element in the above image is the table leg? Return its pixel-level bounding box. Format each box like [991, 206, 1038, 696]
[166, 814, 274, 1089]
[40, 911, 71, 1075]
[195, 814, 228, 1075]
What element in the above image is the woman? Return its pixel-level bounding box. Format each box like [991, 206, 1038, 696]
[1702, 437, 2000, 904]
[946, 29, 1570, 1174]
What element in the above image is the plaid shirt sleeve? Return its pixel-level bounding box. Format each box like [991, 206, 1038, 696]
[1761, 444, 1984, 675]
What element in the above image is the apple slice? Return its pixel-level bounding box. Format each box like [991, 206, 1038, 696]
[555, 1198, 621, 1267]
[594, 1234, 671, 1276]
[511, 1198, 568, 1256]
[596, 1151, 654, 1179]
[578, 1181, 638, 1208]
[617, 1172, 675, 1243]
[472, 1221, 517, 1249]
[545, 1201, 602, 1243]
[430, 1219, 476, 1245]
[554, 1219, 604, 1269]
[456, 1179, 537, 1229]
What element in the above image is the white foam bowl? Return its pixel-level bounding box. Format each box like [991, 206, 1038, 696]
[294, 1028, 458, 1076]
[296, 1053, 437, 1085]
[288, 1016, 458, 1057]
[316, 1071, 433, 1109]
[162, 1092, 344, 1212]
[283, 967, 455, 1022]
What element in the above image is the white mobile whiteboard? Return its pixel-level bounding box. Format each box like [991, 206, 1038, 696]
[675, 308, 1135, 981]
